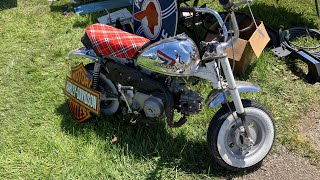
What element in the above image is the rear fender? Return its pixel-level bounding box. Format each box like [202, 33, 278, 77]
[68, 47, 98, 61]
[209, 81, 260, 108]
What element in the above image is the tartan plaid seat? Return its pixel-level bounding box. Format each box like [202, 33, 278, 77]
[84, 24, 150, 59]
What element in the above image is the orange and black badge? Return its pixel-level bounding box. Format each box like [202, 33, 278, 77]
[64, 64, 101, 122]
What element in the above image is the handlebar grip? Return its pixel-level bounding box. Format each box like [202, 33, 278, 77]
[179, 6, 195, 12]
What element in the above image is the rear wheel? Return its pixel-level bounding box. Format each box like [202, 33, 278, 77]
[85, 64, 119, 116]
[207, 99, 275, 171]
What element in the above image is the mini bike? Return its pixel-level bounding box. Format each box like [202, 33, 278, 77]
[65, 0, 275, 171]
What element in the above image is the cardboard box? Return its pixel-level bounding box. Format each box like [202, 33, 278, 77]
[206, 21, 270, 75]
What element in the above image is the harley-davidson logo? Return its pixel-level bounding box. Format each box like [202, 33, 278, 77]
[64, 64, 100, 122]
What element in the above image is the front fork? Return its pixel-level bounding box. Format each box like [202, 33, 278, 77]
[220, 57, 253, 145]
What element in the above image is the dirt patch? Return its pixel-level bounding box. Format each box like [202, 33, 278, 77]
[298, 106, 320, 148]
[234, 146, 320, 180]
[234, 105, 320, 180]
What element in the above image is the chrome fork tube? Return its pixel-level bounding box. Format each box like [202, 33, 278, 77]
[220, 57, 244, 114]
[220, 57, 253, 141]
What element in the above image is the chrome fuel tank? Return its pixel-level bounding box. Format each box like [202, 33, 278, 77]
[137, 34, 200, 76]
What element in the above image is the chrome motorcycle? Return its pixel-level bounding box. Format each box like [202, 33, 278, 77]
[67, 0, 275, 171]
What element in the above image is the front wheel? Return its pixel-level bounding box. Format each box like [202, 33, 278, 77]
[207, 99, 275, 171]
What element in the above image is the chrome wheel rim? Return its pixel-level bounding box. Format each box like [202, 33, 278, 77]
[217, 107, 274, 168]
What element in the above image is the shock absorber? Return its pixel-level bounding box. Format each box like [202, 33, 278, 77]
[92, 59, 101, 90]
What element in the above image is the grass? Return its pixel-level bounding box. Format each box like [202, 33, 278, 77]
[0, 0, 320, 179]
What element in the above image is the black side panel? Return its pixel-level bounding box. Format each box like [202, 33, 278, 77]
[103, 61, 177, 127]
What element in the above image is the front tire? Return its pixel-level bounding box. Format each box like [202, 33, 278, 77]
[207, 99, 275, 171]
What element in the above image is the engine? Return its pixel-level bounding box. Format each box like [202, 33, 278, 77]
[102, 60, 202, 127]
[119, 77, 202, 118]
[120, 87, 202, 118]
[120, 89, 165, 118]
[169, 78, 203, 116]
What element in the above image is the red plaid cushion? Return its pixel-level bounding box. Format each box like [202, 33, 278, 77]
[86, 24, 150, 59]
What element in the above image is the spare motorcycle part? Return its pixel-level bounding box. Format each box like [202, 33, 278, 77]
[271, 46, 292, 60]
[290, 49, 320, 82]
[207, 99, 275, 171]
[279, 28, 320, 58]
[274, 28, 320, 59]
[97, 8, 132, 26]
[272, 28, 320, 82]
[85, 64, 120, 116]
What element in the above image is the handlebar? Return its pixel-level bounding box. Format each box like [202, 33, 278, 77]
[180, 6, 229, 43]
[180, 0, 252, 52]
[202, 1, 253, 51]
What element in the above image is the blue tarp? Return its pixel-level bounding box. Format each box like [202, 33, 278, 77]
[74, 0, 133, 15]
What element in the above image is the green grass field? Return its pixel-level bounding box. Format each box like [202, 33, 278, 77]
[0, 0, 319, 179]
